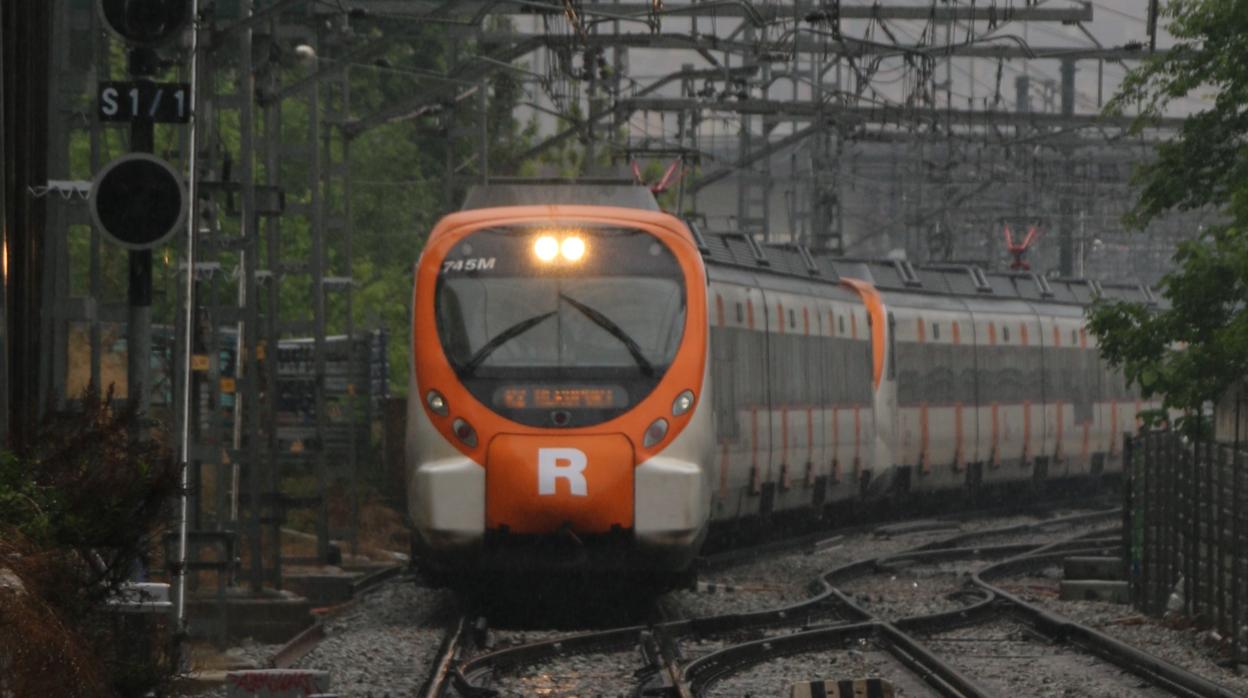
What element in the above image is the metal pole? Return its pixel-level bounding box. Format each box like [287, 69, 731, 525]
[309, 28, 330, 564]
[1147, 0, 1160, 53]
[126, 48, 157, 431]
[262, 12, 283, 587]
[479, 80, 489, 184]
[1233, 391, 1243, 668]
[0, 1, 8, 443]
[1058, 58, 1076, 277]
[238, 12, 263, 594]
[176, 0, 203, 632]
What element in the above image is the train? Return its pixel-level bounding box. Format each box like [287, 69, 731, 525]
[406, 183, 1156, 585]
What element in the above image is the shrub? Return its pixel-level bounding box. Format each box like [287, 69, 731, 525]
[0, 387, 182, 696]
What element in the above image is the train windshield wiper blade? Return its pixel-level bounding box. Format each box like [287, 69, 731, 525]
[558, 293, 655, 377]
[460, 310, 557, 377]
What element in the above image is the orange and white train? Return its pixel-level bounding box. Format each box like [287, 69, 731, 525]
[407, 184, 1156, 584]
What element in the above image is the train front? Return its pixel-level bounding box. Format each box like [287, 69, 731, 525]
[407, 205, 711, 584]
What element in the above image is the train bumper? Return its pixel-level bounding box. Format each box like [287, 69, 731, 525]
[633, 455, 707, 555]
[412, 452, 708, 574]
[410, 456, 484, 549]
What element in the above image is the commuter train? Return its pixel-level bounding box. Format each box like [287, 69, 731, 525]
[406, 184, 1156, 583]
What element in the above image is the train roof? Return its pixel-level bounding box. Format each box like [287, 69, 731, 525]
[689, 223, 1158, 308]
[462, 179, 660, 211]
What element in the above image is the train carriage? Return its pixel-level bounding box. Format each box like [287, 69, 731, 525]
[406, 184, 1159, 585]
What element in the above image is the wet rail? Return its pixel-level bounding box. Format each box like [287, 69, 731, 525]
[453, 508, 1131, 696]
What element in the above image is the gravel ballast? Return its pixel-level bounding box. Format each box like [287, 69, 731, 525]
[926, 619, 1175, 697]
[1000, 566, 1248, 696]
[292, 581, 457, 696]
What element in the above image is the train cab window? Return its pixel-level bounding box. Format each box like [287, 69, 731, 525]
[1002, 325, 1010, 343]
[736, 302, 744, 324]
[932, 323, 941, 340]
[434, 224, 687, 428]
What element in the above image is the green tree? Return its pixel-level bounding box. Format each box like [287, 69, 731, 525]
[1087, 0, 1248, 437]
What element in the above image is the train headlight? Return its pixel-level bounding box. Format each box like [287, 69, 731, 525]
[426, 390, 448, 416]
[452, 418, 478, 448]
[643, 418, 669, 448]
[560, 236, 586, 262]
[672, 390, 695, 416]
[534, 235, 559, 262]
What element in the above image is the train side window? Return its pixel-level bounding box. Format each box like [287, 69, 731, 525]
[1071, 329, 1077, 346]
[887, 312, 896, 379]
[838, 316, 845, 335]
[932, 322, 941, 340]
[789, 309, 796, 329]
[1002, 325, 1010, 343]
[736, 302, 744, 324]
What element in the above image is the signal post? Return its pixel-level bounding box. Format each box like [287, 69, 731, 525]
[128, 47, 156, 424]
[91, 0, 190, 421]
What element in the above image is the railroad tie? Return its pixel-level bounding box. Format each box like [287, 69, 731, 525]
[789, 677, 895, 698]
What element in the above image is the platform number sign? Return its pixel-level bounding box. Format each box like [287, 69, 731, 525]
[98, 81, 190, 123]
[89, 153, 188, 250]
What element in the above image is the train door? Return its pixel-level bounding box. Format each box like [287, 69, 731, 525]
[1004, 305, 1046, 480]
[827, 297, 863, 499]
[1073, 319, 1100, 473]
[759, 285, 803, 514]
[945, 303, 980, 477]
[1040, 313, 1064, 474]
[706, 276, 770, 520]
[887, 304, 923, 474]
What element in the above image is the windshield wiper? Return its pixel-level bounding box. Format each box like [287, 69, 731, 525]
[460, 310, 557, 377]
[558, 293, 655, 377]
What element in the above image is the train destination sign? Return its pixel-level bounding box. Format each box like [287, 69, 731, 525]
[495, 385, 624, 410]
[97, 81, 191, 123]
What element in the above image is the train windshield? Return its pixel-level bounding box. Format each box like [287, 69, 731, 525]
[434, 225, 686, 427]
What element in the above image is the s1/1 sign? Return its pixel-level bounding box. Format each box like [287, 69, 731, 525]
[97, 81, 191, 123]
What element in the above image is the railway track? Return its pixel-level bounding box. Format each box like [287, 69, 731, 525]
[449, 507, 1232, 697]
[268, 564, 406, 669]
[694, 523, 1240, 697]
[696, 490, 1119, 572]
[419, 615, 471, 698]
[253, 502, 1243, 697]
[969, 547, 1243, 698]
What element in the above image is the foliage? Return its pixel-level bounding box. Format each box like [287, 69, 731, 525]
[0, 387, 182, 696]
[2, 388, 178, 595]
[1088, 0, 1248, 437]
[0, 532, 111, 698]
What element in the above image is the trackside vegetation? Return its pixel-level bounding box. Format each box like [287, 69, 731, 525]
[0, 389, 181, 697]
[1087, 0, 1248, 437]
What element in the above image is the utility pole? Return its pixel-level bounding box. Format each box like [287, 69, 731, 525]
[127, 48, 157, 427]
[1148, 0, 1160, 52]
[1059, 58, 1076, 277]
